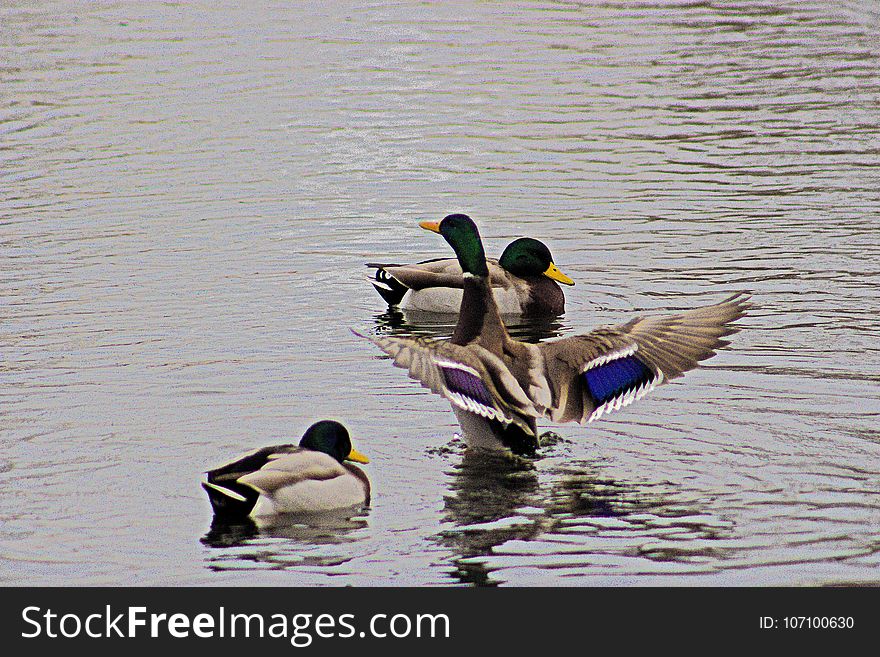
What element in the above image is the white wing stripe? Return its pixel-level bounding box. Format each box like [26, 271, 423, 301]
[447, 391, 509, 423]
[433, 359, 481, 376]
[581, 344, 639, 373]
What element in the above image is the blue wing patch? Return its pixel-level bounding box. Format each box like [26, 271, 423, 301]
[583, 355, 654, 406]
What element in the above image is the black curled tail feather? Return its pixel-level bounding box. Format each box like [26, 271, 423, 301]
[201, 480, 260, 518]
[202, 444, 295, 518]
[367, 265, 409, 306]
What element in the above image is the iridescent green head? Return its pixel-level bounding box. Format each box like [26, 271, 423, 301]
[300, 420, 369, 464]
[499, 238, 574, 285]
[419, 213, 489, 277]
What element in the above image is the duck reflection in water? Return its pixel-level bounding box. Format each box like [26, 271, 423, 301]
[438, 444, 660, 586]
[201, 509, 369, 550]
[439, 449, 539, 586]
[543, 464, 657, 518]
[200, 510, 370, 575]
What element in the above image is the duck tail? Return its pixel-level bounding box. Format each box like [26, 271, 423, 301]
[366, 264, 409, 306]
[201, 480, 259, 518]
[494, 420, 539, 456]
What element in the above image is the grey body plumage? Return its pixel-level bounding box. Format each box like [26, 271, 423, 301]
[203, 421, 371, 517]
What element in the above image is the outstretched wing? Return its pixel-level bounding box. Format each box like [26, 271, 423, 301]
[355, 330, 540, 425]
[538, 293, 751, 423]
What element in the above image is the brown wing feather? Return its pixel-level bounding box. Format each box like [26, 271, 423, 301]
[355, 330, 539, 424]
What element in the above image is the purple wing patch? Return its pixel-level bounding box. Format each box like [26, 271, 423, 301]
[439, 364, 495, 408]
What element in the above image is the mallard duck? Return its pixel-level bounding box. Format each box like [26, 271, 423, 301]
[367, 237, 574, 315]
[358, 214, 750, 456]
[202, 420, 370, 517]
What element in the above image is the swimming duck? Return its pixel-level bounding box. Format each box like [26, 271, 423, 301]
[367, 237, 574, 315]
[202, 420, 370, 517]
[359, 214, 750, 455]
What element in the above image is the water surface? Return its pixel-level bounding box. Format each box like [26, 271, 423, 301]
[2, 1, 879, 586]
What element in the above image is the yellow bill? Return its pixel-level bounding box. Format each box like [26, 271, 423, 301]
[418, 220, 442, 234]
[346, 448, 370, 464]
[543, 262, 575, 285]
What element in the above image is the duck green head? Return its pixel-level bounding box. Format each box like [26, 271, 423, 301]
[300, 420, 370, 464]
[498, 238, 574, 285]
[419, 213, 489, 277]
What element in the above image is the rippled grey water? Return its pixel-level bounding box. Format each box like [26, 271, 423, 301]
[2, 1, 879, 586]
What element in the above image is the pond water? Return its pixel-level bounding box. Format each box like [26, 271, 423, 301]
[2, 0, 879, 586]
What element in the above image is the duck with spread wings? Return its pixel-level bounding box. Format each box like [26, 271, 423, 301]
[358, 214, 750, 456]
